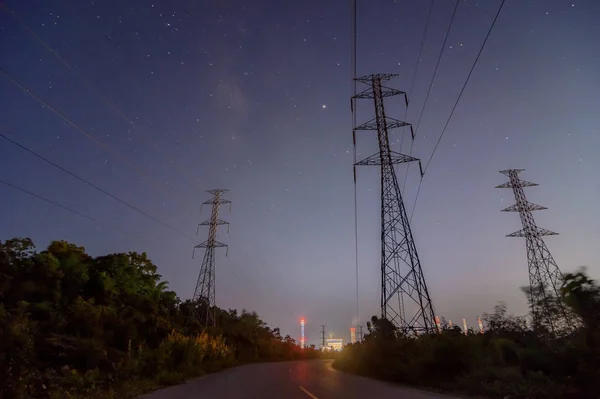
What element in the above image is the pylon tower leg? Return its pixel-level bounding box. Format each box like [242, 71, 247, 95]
[194, 245, 216, 326]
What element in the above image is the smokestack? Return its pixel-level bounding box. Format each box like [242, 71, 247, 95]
[462, 318, 468, 335]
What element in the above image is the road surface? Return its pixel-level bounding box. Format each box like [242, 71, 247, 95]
[140, 359, 461, 399]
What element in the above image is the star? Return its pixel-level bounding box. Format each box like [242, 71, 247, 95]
[322, 104, 326, 109]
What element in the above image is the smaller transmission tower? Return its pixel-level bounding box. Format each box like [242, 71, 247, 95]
[192, 189, 230, 327]
[321, 325, 326, 349]
[496, 169, 571, 335]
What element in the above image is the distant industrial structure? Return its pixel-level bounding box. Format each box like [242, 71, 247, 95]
[300, 318, 305, 349]
[192, 189, 230, 327]
[496, 169, 573, 336]
[326, 338, 344, 351]
[350, 327, 356, 344]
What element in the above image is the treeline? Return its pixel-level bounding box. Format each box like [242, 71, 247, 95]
[0, 238, 319, 399]
[334, 271, 600, 399]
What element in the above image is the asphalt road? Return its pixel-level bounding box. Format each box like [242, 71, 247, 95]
[140, 360, 461, 399]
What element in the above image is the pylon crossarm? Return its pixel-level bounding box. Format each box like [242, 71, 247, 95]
[355, 117, 410, 131]
[195, 240, 228, 249]
[355, 151, 419, 166]
[199, 219, 229, 226]
[355, 73, 398, 83]
[506, 228, 558, 238]
[202, 198, 231, 205]
[501, 202, 547, 212]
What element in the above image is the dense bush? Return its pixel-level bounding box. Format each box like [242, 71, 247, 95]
[0, 238, 319, 398]
[334, 271, 600, 399]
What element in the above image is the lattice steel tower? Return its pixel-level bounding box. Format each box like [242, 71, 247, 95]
[353, 74, 436, 335]
[192, 189, 230, 327]
[496, 169, 571, 335]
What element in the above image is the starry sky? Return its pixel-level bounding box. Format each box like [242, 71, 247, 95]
[1, 0, 599, 346]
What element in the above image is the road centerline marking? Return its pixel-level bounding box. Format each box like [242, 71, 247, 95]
[298, 385, 320, 399]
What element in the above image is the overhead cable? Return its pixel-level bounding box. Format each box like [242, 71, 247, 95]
[410, 0, 507, 222]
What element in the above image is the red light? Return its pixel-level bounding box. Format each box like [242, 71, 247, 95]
[300, 318, 305, 323]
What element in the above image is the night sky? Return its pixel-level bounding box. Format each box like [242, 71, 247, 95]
[1, 0, 599, 346]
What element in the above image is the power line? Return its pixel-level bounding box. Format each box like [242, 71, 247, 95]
[0, 3, 71, 68]
[1, 3, 197, 184]
[0, 67, 188, 205]
[0, 133, 193, 240]
[413, 0, 460, 136]
[0, 178, 145, 241]
[0, 68, 147, 179]
[402, 0, 460, 194]
[410, 0, 507, 221]
[399, 0, 433, 156]
[0, 136, 272, 326]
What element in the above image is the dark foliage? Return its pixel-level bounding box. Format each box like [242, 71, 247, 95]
[0, 238, 320, 398]
[334, 269, 600, 399]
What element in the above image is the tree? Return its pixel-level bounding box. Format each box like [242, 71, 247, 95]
[366, 315, 397, 341]
[0, 237, 315, 398]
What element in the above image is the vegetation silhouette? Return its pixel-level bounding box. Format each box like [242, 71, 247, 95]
[334, 269, 600, 399]
[0, 238, 320, 398]
[2, 236, 598, 398]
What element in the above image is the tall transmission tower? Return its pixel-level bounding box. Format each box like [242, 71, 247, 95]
[496, 169, 572, 335]
[192, 189, 231, 327]
[353, 73, 436, 335]
[321, 325, 326, 349]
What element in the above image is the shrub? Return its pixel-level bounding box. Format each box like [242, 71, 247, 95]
[0, 237, 317, 398]
[334, 274, 600, 399]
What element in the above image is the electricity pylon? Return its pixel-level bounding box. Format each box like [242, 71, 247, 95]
[353, 73, 436, 335]
[496, 169, 572, 336]
[192, 189, 230, 327]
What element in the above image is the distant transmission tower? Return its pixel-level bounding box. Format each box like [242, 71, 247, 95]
[192, 189, 230, 327]
[496, 169, 572, 335]
[353, 74, 436, 335]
